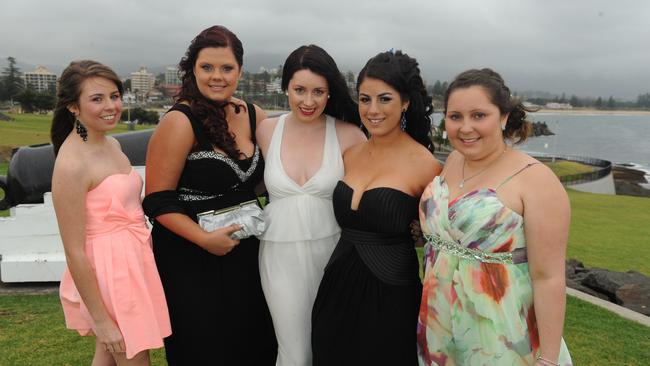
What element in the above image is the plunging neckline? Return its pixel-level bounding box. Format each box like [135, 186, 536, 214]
[278, 114, 327, 189]
[338, 180, 417, 212]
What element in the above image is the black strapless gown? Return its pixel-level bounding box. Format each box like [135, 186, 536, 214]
[312, 181, 422, 365]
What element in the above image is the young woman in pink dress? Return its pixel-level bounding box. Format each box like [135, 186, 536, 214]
[52, 60, 171, 365]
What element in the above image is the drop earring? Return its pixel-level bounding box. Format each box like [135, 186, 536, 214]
[400, 110, 407, 131]
[75, 117, 88, 142]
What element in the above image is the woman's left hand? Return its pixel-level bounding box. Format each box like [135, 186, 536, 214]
[410, 219, 424, 246]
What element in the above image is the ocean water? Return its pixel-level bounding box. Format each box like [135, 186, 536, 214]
[433, 112, 650, 176]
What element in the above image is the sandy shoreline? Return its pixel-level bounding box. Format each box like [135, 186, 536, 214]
[532, 108, 650, 116]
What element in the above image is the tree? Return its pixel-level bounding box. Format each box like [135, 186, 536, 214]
[34, 91, 56, 111]
[569, 94, 581, 107]
[441, 81, 449, 96]
[432, 80, 443, 96]
[15, 86, 37, 113]
[607, 96, 616, 110]
[155, 72, 165, 86]
[129, 107, 160, 124]
[594, 97, 603, 109]
[345, 71, 355, 84]
[636, 93, 650, 109]
[0, 56, 24, 102]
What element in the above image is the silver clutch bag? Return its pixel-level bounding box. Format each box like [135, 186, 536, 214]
[197, 199, 267, 240]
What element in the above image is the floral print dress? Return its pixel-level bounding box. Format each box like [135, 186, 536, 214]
[417, 174, 572, 366]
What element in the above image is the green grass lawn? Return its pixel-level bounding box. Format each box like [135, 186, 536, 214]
[545, 160, 596, 176]
[0, 112, 154, 161]
[1, 292, 647, 365]
[0, 113, 153, 217]
[0, 294, 167, 365]
[566, 188, 650, 275]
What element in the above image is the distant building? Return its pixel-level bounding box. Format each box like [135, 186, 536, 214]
[23, 66, 57, 92]
[160, 84, 181, 98]
[130, 66, 155, 95]
[165, 66, 181, 85]
[266, 78, 282, 93]
[545, 102, 573, 110]
[123, 92, 137, 104]
[147, 89, 164, 103]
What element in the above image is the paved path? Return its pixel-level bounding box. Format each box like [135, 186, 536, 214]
[566, 287, 650, 327]
[0, 281, 58, 295]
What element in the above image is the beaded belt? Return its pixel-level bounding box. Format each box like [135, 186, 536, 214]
[424, 234, 527, 264]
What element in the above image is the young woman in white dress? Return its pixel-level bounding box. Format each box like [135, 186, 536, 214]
[256, 45, 366, 366]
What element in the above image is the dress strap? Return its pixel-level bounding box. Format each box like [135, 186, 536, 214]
[246, 102, 257, 144]
[323, 115, 341, 162]
[168, 104, 212, 150]
[496, 162, 541, 190]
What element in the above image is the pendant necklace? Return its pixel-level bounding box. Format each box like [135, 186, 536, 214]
[459, 148, 508, 189]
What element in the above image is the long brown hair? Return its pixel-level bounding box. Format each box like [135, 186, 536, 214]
[176, 25, 244, 159]
[50, 60, 123, 156]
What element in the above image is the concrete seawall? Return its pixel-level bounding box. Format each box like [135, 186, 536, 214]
[567, 172, 616, 195]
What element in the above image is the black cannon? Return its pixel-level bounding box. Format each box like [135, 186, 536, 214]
[0, 130, 154, 210]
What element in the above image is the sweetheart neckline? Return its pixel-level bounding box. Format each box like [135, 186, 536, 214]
[338, 180, 418, 212]
[438, 177, 523, 219]
[88, 167, 135, 193]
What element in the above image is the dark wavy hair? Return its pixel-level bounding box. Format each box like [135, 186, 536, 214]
[357, 50, 434, 152]
[177, 25, 244, 158]
[281, 45, 360, 124]
[444, 68, 534, 144]
[50, 60, 123, 156]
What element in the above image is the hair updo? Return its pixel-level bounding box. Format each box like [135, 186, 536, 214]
[357, 50, 434, 152]
[444, 68, 534, 144]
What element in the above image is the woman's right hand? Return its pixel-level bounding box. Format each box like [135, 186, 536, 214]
[198, 224, 242, 255]
[94, 318, 125, 354]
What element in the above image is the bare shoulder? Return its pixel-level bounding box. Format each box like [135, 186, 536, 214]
[251, 103, 267, 122]
[230, 97, 262, 117]
[342, 139, 366, 164]
[408, 142, 442, 183]
[154, 109, 194, 137]
[509, 150, 568, 203]
[257, 116, 280, 137]
[335, 119, 366, 152]
[508, 150, 555, 181]
[52, 145, 90, 192]
[147, 109, 195, 160]
[107, 135, 121, 149]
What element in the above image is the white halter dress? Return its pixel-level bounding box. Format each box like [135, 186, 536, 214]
[259, 113, 343, 366]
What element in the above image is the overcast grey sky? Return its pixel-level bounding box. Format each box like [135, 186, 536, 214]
[1, 0, 649, 99]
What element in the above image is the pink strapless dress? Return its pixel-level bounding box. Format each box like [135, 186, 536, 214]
[59, 168, 171, 359]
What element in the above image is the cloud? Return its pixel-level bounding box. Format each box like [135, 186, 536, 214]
[1, 0, 648, 99]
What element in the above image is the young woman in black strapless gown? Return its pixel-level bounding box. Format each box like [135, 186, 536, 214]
[311, 50, 442, 365]
[143, 26, 276, 365]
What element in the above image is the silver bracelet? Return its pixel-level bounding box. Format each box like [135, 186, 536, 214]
[536, 356, 559, 366]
